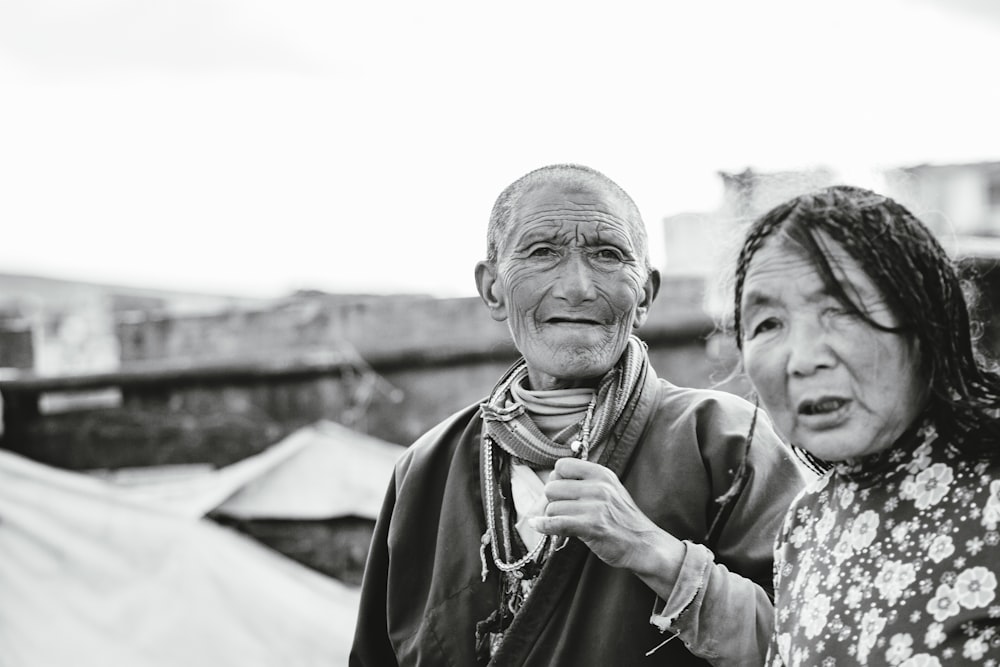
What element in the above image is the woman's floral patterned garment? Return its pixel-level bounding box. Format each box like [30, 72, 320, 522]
[769, 422, 1000, 666]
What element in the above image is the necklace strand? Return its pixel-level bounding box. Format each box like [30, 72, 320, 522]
[481, 394, 598, 576]
[483, 439, 549, 573]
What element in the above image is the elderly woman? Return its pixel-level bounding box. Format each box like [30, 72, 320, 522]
[351, 164, 806, 666]
[734, 185, 1000, 665]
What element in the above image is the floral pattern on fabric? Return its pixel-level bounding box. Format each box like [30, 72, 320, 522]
[768, 422, 1000, 666]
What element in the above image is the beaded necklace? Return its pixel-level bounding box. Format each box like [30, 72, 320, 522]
[479, 395, 597, 579]
[473, 338, 647, 662]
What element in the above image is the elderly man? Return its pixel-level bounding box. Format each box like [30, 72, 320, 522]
[350, 164, 807, 666]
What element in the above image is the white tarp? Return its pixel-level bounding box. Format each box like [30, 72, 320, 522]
[216, 420, 402, 520]
[0, 421, 402, 667]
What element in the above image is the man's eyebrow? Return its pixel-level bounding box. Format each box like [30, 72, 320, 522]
[512, 228, 560, 246]
[592, 228, 633, 246]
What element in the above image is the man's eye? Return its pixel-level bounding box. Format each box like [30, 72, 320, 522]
[594, 248, 624, 262]
[528, 246, 558, 258]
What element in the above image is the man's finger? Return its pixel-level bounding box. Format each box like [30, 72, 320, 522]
[544, 479, 608, 501]
[544, 499, 592, 517]
[553, 457, 607, 480]
[529, 514, 590, 538]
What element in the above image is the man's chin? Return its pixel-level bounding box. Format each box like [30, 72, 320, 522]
[540, 325, 618, 349]
[541, 352, 617, 384]
[518, 333, 629, 381]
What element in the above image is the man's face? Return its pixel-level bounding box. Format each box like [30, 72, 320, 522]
[479, 181, 654, 390]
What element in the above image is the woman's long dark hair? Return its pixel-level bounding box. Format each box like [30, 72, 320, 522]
[732, 185, 1000, 462]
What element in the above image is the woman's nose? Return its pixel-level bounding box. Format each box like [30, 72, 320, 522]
[785, 321, 836, 377]
[552, 251, 597, 304]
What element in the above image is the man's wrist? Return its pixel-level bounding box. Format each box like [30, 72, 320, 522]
[632, 529, 686, 597]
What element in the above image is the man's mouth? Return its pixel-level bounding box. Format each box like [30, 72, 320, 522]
[797, 397, 850, 416]
[546, 316, 603, 325]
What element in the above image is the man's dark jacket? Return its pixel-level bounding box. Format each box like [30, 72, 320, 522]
[350, 365, 806, 666]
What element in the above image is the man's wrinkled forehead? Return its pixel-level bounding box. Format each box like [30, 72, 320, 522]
[506, 179, 644, 245]
[516, 178, 620, 214]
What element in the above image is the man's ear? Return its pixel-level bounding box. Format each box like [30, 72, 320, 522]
[633, 268, 660, 329]
[475, 261, 508, 322]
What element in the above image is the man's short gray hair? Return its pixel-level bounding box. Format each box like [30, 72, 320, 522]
[486, 164, 650, 273]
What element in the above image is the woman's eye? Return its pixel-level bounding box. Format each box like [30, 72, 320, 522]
[824, 305, 858, 321]
[750, 318, 780, 337]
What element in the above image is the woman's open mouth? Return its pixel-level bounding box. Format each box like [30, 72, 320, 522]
[794, 397, 852, 431]
[798, 397, 850, 416]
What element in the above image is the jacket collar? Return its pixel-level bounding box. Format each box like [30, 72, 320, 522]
[487, 361, 661, 666]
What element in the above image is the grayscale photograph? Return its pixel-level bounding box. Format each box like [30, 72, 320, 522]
[1, 1, 999, 665]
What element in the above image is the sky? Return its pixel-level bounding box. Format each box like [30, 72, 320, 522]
[2, 0, 999, 298]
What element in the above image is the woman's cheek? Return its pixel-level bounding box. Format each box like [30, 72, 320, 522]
[744, 347, 774, 400]
[753, 356, 793, 433]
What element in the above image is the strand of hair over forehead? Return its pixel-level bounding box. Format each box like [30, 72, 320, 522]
[735, 185, 1000, 463]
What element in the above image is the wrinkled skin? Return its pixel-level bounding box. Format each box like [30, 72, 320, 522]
[475, 180, 658, 391]
[530, 457, 675, 576]
[739, 233, 927, 462]
[475, 179, 681, 583]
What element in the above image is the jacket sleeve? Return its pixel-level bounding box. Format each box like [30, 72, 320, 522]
[349, 474, 400, 667]
[649, 401, 809, 666]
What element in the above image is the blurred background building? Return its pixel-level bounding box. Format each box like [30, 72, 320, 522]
[7, 159, 1000, 448]
[664, 160, 1000, 316]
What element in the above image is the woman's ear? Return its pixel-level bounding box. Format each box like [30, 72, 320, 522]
[633, 269, 661, 329]
[475, 261, 507, 322]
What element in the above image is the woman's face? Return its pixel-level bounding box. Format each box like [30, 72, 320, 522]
[739, 233, 926, 462]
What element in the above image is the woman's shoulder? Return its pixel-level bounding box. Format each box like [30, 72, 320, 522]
[900, 441, 1000, 523]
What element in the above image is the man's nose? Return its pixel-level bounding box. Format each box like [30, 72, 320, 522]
[785, 321, 836, 377]
[553, 251, 597, 304]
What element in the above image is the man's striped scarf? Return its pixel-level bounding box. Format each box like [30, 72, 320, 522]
[479, 336, 648, 469]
